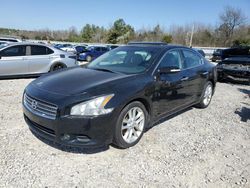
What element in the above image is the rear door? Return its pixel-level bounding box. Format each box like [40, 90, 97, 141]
[180, 49, 207, 100]
[94, 47, 102, 58]
[26, 45, 54, 74]
[100, 47, 109, 55]
[0, 45, 27, 76]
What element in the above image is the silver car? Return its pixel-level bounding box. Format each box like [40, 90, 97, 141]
[0, 42, 78, 78]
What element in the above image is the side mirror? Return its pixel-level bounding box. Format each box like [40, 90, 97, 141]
[159, 66, 181, 74]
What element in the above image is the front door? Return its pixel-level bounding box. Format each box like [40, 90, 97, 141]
[152, 49, 194, 118]
[0, 45, 27, 76]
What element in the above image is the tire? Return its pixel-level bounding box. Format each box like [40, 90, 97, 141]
[50, 63, 66, 72]
[196, 81, 213, 108]
[113, 101, 148, 149]
[86, 55, 92, 62]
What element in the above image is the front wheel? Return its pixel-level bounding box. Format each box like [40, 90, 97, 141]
[196, 81, 213, 108]
[113, 101, 148, 149]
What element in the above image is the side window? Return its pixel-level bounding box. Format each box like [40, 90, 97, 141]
[31, 45, 49, 55]
[159, 50, 182, 69]
[101, 47, 108, 52]
[1, 45, 26, 57]
[95, 47, 101, 52]
[182, 50, 203, 69]
[46, 47, 54, 54]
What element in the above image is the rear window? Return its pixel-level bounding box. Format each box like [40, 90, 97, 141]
[30, 45, 54, 55]
[223, 48, 250, 57]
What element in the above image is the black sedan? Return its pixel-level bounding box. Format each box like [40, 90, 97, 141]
[23, 42, 217, 149]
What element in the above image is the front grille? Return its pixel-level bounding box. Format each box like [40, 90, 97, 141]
[24, 93, 58, 120]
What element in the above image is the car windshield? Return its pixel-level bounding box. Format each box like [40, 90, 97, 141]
[87, 46, 161, 74]
[214, 49, 222, 54]
[0, 43, 8, 49]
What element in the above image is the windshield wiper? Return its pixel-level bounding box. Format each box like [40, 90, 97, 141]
[91, 68, 117, 74]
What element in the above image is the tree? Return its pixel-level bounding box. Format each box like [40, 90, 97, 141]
[81, 24, 94, 42]
[107, 19, 135, 44]
[217, 6, 247, 46]
[162, 34, 172, 43]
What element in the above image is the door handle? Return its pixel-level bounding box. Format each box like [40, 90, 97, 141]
[181, 77, 189, 81]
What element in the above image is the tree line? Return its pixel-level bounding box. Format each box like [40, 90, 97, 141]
[0, 6, 249, 47]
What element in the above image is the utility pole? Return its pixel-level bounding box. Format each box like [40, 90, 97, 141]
[189, 24, 194, 47]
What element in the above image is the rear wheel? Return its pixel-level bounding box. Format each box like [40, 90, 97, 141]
[86, 55, 92, 62]
[196, 81, 213, 108]
[51, 63, 66, 72]
[113, 101, 148, 149]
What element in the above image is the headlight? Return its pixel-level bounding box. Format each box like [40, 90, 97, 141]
[70, 94, 114, 116]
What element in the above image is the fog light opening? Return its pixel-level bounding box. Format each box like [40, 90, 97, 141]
[61, 134, 71, 141]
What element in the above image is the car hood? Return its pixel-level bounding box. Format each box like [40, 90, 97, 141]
[31, 67, 134, 96]
[221, 57, 250, 65]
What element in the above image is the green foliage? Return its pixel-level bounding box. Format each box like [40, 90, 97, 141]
[232, 39, 250, 47]
[81, 24, 94, 42]
[107, 19, 135, 44]
[162, 34, 172, 43]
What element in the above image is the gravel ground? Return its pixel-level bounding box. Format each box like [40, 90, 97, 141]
[0, 79, 249, 188]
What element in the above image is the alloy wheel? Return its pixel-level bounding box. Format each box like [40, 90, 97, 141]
[203, 84, 212, 106]
[121, 107, 145, 144]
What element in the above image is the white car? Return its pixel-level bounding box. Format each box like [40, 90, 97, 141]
[0, 37, 22, 43]
[60, 45, 88, 54]
[0, 43, 79, 78]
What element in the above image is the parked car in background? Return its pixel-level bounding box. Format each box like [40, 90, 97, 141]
[211, 47, 250, 62]
[107, 44, 120, 50]
[0, 43, 78, 78]
[55, 44, 73, 51]
[0, 37, 22, 43]
[23, 42, 217, 149]
[78, 45, 109, 62]
[75, 45, 88, 53]
[53, 44, 63, 49]
[194, 48, 206, 57]
[211, 49, 223, 62]
[217, 56, 250, 82]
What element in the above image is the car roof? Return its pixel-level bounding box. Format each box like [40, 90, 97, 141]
[87, 45, 108, 48]
[0, 42, 64, 53]
[3, 42, 51, 47]
[126, 42, 189, 51]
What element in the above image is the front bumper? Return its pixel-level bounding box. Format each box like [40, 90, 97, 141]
[23, 104, 117, 148]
